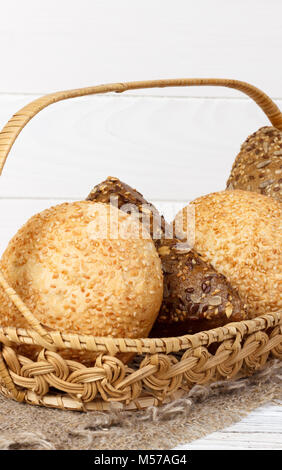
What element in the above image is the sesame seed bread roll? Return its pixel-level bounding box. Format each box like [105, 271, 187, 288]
[0, 201, 163, 339]
[174, 190, 282, 318]
[227, 127, 282, 202]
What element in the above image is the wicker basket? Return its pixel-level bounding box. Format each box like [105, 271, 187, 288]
[0, 78, 281, 412]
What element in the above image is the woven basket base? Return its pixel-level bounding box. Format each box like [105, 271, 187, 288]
[0, 359, 280, 450]
[0, 315, 281, 411]
[0, 350, 278, 412]
[0, 386, 187, 412]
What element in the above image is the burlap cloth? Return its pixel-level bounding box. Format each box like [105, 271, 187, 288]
[0, 359, 280, 450]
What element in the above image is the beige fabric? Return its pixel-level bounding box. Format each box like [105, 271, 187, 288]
[0, 359, 280, 450]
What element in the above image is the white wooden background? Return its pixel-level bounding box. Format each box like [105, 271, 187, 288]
[0, 0, 281, 449]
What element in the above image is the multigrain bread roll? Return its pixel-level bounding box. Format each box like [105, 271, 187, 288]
[150, 239, 246, 336]
[88, 177, 247, 336]
[174, 190, 282, 318]
[227, 126, 282, 202]
[0, 201, 163, 339]
[87, 176, 168, 242]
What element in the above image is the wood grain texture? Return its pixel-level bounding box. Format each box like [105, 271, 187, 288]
[174, 405, 282, 450]
[0, 94, 279, 200]
[0, 0, 282, 97]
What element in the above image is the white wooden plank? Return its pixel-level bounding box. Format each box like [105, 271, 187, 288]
[0, 0, 281, 97]
[174, 405, 282, 450]
[0, 94, 278, 200]
[0, 198, 185, 255]
[217, 405, 282, 434]
[181, 432, 282, 450]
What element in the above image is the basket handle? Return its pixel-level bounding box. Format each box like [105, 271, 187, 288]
[0, 78, 281, 344]
[1, 78, 282, 175]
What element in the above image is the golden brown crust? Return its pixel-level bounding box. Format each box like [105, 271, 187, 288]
[227, 126, 282, 202]
[0, 201, 163, 339]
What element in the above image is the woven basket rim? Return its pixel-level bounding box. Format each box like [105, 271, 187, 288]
[0, 311, 280, 354]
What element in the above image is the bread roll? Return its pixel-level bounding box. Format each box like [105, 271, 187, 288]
[88, 178, 247, 336]
[0, 201, 163, 339]
[87, 176, 168, 242]
[227, 126, 282, 202]
[150, 238, 247, 337]
[174, 190, 282, 318]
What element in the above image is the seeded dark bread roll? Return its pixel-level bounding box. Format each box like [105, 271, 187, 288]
[227, 126, 282, 202]
[87, 177, 247, 336]
[87, 176, 168, 242]
[150, 238, 247, 337]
